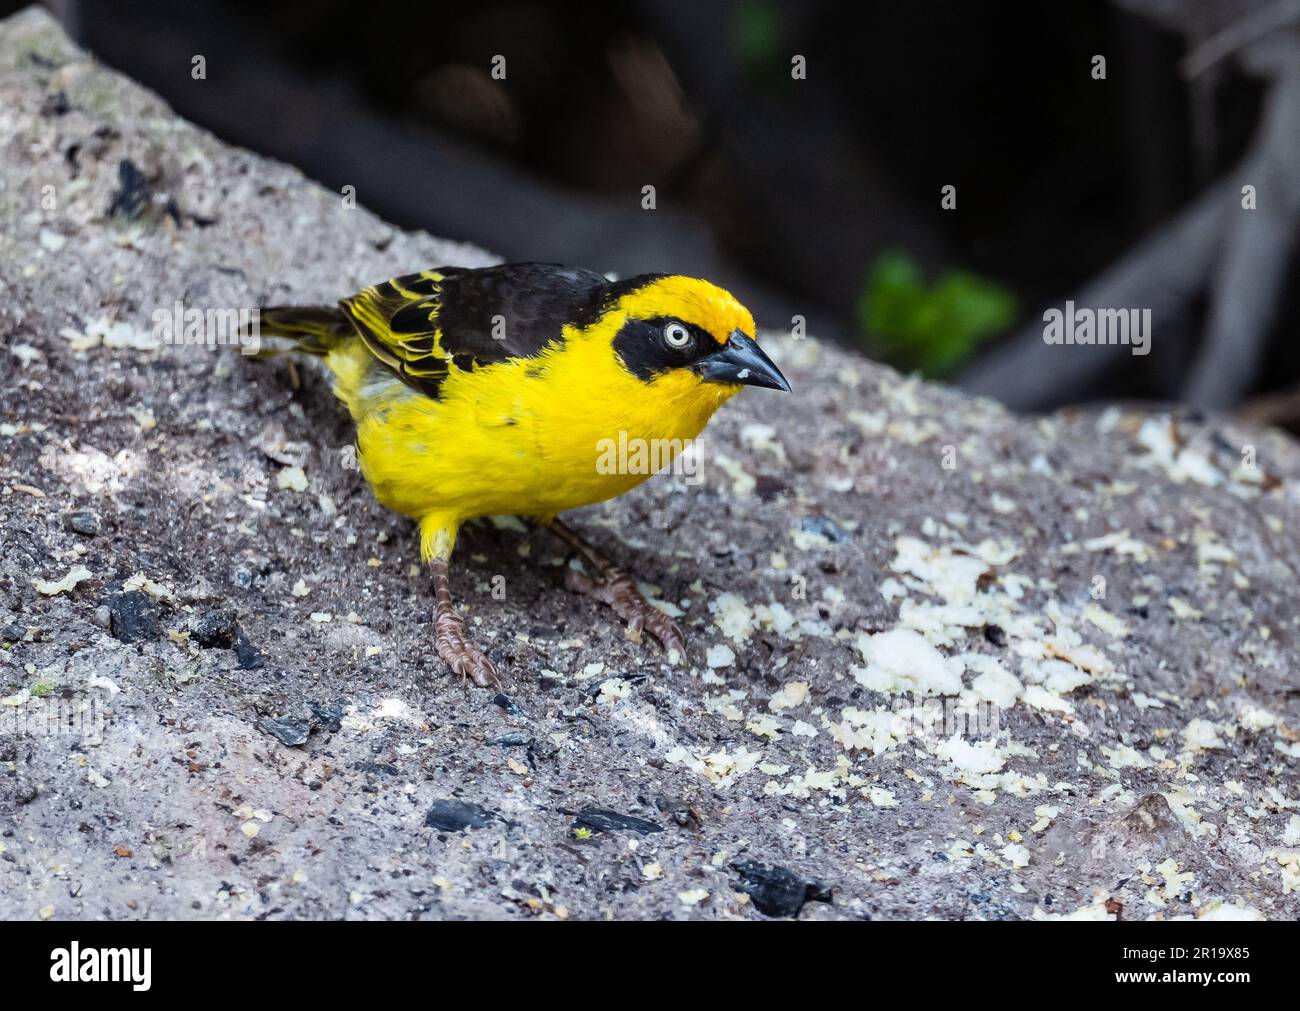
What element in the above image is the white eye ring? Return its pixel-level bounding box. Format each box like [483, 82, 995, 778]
[663, 321, 691, 348]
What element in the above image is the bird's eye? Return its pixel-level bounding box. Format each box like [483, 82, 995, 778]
[663, 321, 691, 349]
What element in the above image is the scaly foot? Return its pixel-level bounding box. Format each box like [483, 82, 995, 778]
[548, 519, 686, 662]
[434, 608, 501, 687]
[431, 558, 502, 687]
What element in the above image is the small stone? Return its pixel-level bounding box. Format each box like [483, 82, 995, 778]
[730, 860, 832, 918]
[424, 799, 497, 832]
[191, 608, 238, 649]
[40, 90, 69, 116]
[107, 590, 161, 643]
[352, 761, 398, 777]
[572, 808, 663, 835]
[234, 631, 263, 670]
[62, 510, 100, 536]
[257, 716, 311, 747]
[647, 794, 700, 829]
[309, 701, 345, 732]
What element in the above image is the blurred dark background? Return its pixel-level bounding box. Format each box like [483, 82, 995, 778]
[16, 0, 1300, 425]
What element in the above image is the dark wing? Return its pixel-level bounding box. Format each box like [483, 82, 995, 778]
[338, 263, 614, 399]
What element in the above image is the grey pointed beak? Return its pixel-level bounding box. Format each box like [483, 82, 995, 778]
[694, 331, 791, 392]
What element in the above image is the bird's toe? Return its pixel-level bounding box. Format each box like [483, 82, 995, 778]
[436, 612, 503, 689]
[645, 612, 688, 663]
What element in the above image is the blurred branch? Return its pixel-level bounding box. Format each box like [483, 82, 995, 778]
[965, 1, 1300, 412]
[956, 173, 1236, 410]
[1181, 0, 1300, 76]
[1183, 36, 1300, 407]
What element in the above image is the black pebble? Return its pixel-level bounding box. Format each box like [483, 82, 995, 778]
[983, 624, 1007, 648]
[107, 159, 150, 218]
[190, 608, 263, 668]
[424, 799, 497, 832]
[754, 474, 789, 501]
[108, 591, 161, 643]
[107, 158, 177, 223]
[256, 716, 310, 747]
[493, 693, 524, 717]
[310, 701, 345, 732]
[731, 860, 832, 918]
[233, 631, 263, 670]
[41, 90, 70, 116]
[573, 808, 663, 835]
[62, 510, 100, 536]
[191, 608, 239, 649]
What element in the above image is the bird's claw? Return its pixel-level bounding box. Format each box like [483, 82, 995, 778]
[435, 609, 502, 688]
[565, 566, 687, 663]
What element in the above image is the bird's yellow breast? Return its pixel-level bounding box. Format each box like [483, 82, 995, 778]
[326, 310, 736, 541]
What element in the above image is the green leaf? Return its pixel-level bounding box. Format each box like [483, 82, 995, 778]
[733, 0, 783, 74]
[857, 251, 1016, 377]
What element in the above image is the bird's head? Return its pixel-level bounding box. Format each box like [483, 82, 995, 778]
[604, 275, 790, 403]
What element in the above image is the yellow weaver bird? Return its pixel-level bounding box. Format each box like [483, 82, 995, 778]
[252, 263, 789, 686]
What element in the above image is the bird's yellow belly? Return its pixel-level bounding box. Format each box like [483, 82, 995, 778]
[333, 343, 728, 526]
[357, 403, 694, 519]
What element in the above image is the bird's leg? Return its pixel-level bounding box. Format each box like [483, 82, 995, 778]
[546, 518, 686, 661]
[430, 558, 501, 688]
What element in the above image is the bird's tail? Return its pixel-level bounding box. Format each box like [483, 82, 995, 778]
[244, 305, 354, 359]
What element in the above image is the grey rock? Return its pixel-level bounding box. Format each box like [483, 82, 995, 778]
[0, 8, 1296, 923]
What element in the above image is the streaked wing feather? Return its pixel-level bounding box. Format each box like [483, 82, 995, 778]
[339, 264, 613, 400]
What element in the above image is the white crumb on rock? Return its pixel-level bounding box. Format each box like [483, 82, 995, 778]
[276, 465, 308, 492]
[665, 745, 761, 788]
[768, 681, 809, 712]
[936, 737, 1005, 777]
[963, 654, 1023, 707]
[32, 564, 92, 596]
[705, 643, 735, 669]
[123, 571, 176, 602]
[709, 592, 756, 644]
[853, 628, 962, 696]
[1183, 718, 1227, 753]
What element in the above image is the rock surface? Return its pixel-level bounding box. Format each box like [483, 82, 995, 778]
[2, 7, 1299, 921]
